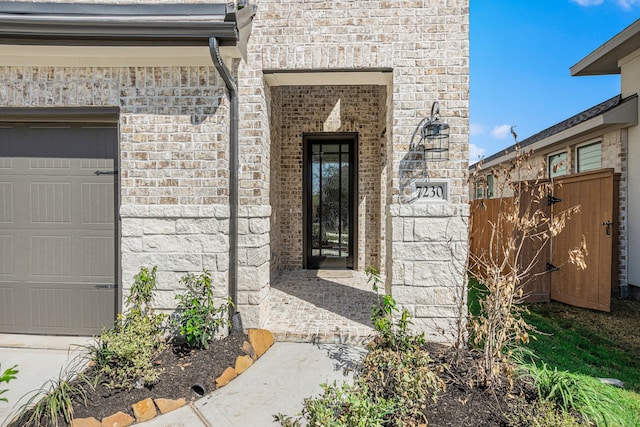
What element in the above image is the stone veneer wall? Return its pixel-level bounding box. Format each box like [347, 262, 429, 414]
[270, 85, 386, 272]
[391, 203, 468, 341]
[238, 0, 470, 333]
[0, 65, 232, 311]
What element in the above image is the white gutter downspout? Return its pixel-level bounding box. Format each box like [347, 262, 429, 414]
[209, 36, 241, 331]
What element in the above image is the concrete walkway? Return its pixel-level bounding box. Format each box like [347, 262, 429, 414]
[141, 342, 366, 426]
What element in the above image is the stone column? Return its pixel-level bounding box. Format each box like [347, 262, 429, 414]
[388, 203, 469, 343]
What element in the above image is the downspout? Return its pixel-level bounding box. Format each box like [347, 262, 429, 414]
[209, 37, 240, 330]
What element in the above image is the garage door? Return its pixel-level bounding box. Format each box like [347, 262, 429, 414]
[0, 123, 117, 335]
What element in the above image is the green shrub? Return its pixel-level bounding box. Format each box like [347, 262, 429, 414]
[522, 361, 626, 427]
[367, 266, 425, 352]
[0, 363, 18, 402]
[275, 382, 395, 427]
[360, 347, 445, 426]
[174, 270, 231, 349]
[90, 266, 166, 390]
[506, 399, 584, 427]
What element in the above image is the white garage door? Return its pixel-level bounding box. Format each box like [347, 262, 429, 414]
[0, 123, 117, 335]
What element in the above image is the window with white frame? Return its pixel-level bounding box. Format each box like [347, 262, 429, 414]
[577, 141, 601, 172]
[475, 174, 494, 199]
[548, 151, 567, 178]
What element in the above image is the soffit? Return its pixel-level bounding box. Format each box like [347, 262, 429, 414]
[571, 19, 640, 76]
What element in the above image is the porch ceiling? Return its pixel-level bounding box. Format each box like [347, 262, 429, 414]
[263, 69, 393, 87]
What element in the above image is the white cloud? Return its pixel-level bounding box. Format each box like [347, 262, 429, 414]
[571, 0, 604, 6]
[490, 124, 512, 139]
[469, 144, 487, 162]
[617, 0, 640, 9]
[470, 122, 485, 136]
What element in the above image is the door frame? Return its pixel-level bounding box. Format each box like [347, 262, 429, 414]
[302, 132, 358, 270]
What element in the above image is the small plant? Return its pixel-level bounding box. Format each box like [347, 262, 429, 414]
[0, 363, 18, 402]
[90, 266, 166, 390]
[366, 266, 425, 352]
[9, 356, 95, 427]
[275, 382, 395, 427]
[174, 270, 231, 349]
[506, 399, 582, 427]
[520, 360, 627, 427]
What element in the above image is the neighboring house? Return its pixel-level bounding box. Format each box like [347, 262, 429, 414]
[0, 1, 470, 340]
[470, 19, 640, 300]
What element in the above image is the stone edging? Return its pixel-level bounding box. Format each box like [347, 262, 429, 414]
[71, 329, 275, 427]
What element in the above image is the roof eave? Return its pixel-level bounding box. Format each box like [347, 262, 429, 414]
[0, 2, 257, 48]
[471, 95, 638, 172]
[571, 19, 640, 76]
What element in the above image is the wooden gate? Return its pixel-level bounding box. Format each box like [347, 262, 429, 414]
[549, 170, 619, 311]
[469, 169, 619, 311]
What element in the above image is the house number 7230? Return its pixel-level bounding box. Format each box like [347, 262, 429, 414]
[414, 181, 448, 202]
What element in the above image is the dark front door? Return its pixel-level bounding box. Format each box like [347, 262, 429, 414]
[304, 134, 357, 270]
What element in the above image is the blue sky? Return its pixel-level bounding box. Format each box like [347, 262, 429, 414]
[470, 0, 640, 164]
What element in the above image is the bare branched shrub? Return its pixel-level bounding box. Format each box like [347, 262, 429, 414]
[468, 140, 587, 388]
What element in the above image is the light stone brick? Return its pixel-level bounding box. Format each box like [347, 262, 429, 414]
[413, 217, 467, 242]
[249, 217, 270, 234]
[238, 263, 270, 292]
[142, 235, 228, 254]
[238, 232, 270, 248]
[175, 218, 221, 234]
[143, 219, 176, 235]
[392, 286, 434, 306]
[392, 242, 455, 262]
[121, 219, 144, 237]
[121, 237, 143, 253]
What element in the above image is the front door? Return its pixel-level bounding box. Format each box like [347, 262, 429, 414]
[303, 134, 357, 269]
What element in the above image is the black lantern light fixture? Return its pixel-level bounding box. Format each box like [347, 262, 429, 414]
[411, 101, 450, 163]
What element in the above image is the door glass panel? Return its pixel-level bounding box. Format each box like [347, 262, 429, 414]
[310, 142, 350, 259]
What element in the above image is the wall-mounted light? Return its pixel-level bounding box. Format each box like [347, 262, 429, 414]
[411, 101, 450, 163]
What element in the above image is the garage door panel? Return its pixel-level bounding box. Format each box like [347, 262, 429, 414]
[30, 182, 72, 224]
[0, 288, 15, 327]
[82, 183, 114, 224]
[0, 235, 14, 276]
[30, 287, 72, 329]
[81, 289, 116, 330]
[30, 235, 72, 278]
[81, 236, 115, 279]
[0, 123, 117, 335]
[0, 182, 13, 222]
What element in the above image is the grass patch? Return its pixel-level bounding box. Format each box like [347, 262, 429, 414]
[523, 301, 640, 392]
[468, 279, 640, 424]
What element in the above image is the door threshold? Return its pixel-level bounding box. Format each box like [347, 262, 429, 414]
[306, 269, 354, 279]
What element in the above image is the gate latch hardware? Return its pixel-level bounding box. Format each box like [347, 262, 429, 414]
[602, 220, 612, 237]
[94, 170, 118, 176]
[95, 284, 117, 289]
[548, 195, 563, 206]
[546, 262, 560, 272]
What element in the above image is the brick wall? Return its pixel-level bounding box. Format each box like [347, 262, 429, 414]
[238, 0, 470, 333]
[0, 65, 232, 309]
[270, 85, 386, 271]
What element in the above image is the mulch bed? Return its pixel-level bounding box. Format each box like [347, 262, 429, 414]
[423, 343, 530, 427]
[71, 332, 248, 421]
[11, 335, 531, 426]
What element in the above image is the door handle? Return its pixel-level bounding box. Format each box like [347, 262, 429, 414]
[601, 220, 612, 237]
